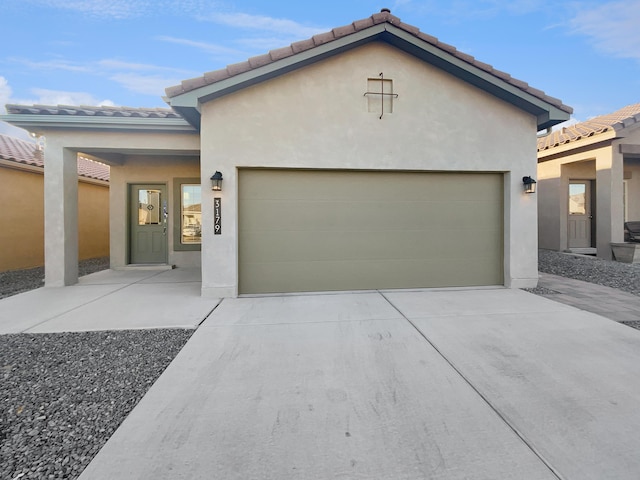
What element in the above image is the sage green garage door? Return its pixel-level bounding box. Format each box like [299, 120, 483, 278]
[239, 170, 503, 294]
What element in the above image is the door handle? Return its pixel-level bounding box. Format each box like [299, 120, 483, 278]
[163, 201, 168, 235]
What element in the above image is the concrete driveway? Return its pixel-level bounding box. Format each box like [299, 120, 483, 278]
[76, 288, 640, 480]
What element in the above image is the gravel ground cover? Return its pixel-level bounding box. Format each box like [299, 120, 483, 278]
[537, 249, 640, 296]
[1, 329, 194, 480]
[0, 257, 110, 300]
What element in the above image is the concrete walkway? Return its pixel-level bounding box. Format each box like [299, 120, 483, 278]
[0, 268, 220, 334]
[537, 272, 640, 323]
[73, 287, 640, 480]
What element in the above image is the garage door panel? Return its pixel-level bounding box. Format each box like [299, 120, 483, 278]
[242, 199, 500, 233]
[239, 170, 503, 294]
[240, 257, 503, 294]
[241, 170, 495, 203]
[241, 228, 502, 264]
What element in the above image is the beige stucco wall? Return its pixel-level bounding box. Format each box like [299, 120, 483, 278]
[0, 163, 109, 272]
[109, 155, 201, 269]
[200, 42, 539, 297]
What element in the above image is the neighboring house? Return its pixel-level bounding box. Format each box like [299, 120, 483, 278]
[0, 9, 570, 295]
[0, 134, 110, 272]
[537, 103, 640, 259]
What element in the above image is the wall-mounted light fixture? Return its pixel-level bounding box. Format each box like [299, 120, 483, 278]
[522, 176, 537, 194]
[210, 171, 223, 191]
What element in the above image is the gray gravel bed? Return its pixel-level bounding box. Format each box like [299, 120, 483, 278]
[537, 249, 640, 296]
[0, 257, 110, 300]
[1, 329, 193, 480]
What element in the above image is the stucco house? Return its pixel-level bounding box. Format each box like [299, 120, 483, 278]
[0, 134, 110, 272]
[0, 9, 571, 296]
[537, 103, 640, 259]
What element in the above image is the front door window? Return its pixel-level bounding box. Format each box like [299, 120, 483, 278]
[138, 189, 162, 225]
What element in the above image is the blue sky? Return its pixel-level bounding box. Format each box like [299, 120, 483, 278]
[2, 0, 640, 139]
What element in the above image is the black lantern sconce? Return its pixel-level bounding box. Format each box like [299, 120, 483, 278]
[210, 171, 223, 191]
[522, 176, 537, 194]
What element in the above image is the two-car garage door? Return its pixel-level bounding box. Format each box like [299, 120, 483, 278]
[239, 169, 503, 294]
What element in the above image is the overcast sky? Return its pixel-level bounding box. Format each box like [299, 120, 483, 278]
[2, 0, 639, 139]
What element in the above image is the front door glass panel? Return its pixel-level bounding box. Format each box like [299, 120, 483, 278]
[138, 189, 162, 225]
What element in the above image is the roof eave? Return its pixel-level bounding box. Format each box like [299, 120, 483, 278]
[167, 23, 570, 131]
[166, 25, 384, 122]
[0, 114, 197, 134]
[537, 130, 617, 159]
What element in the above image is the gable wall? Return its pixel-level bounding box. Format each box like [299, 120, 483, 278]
[199, 42, 539, 296]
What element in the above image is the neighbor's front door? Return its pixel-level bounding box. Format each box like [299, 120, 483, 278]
[568, 181, 592, 249]
[130, 184, 168, 264]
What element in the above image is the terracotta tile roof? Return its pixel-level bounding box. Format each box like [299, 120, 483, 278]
[0, 134, 110, 182]
[537, 103, 640, 152]
[165, 9, 572, 114]
[4, 104, 181, 119]
[0, 133, 42, 167]
[76, 157, 111, 182]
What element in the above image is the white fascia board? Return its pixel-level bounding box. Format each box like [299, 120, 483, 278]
[0, 114, 196, 133]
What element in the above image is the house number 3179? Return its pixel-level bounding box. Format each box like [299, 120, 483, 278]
[214, 197, 222, 235]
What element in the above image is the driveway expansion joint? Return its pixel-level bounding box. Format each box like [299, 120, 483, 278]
[377, 290, 566, 480]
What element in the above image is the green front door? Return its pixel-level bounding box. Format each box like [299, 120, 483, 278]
[130, 184, 168, 264]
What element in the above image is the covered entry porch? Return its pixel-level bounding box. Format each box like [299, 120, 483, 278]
[2, 105, 201, 287]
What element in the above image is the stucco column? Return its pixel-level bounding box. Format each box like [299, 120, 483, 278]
[596, 148, 624, 259]
[44, 143, 79, 286]
[200, 151, 237, 298]
[506, 172, 539, 288]
[537, 161, 563, 251]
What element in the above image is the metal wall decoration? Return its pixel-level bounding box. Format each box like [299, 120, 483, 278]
[363, 72, 398, 119]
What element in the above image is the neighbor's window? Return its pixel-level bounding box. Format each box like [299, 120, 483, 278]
[181, 184, 202, 244]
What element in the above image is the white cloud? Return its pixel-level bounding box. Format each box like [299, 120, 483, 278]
[108, 74, 180, 96]
[27, 0, 147, 19]
[203, 12, 326, 39]
[0, 77, 12, 112]
[9, 56, 195, 98]
[21, 0, 223, 19]
[569, 1, 640, 61]
[393, 0, 545, 19]
[9, 57, 92, 73]
[156, 36, 244, 57]
[29, 88, 114, 106]
[0, 121, 33, 140]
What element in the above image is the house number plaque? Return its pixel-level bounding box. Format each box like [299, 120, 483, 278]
[214, 197, 222, 235]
